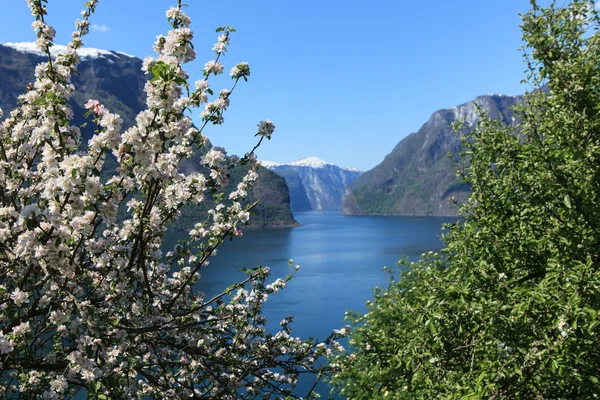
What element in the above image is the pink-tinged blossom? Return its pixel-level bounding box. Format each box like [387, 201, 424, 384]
[84, 99, 106, 116]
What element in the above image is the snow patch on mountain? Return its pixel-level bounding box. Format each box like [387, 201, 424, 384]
[258, 160, 282, 168]
[260, 157, 362, 210]
[3, 42, 136, 60]
[260, 157, 360, 172]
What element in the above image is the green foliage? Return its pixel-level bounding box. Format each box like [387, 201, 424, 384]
[331, 1, 600, 398]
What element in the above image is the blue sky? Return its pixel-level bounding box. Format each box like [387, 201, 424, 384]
[0, 0, 560, 171]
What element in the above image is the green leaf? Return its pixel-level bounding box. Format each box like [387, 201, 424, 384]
[584, 308, 597, 319]
[564, 194, 572, 209]
[476, 371, 486, 385]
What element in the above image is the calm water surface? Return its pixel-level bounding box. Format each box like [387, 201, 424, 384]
[173, 210, 457, 397]
[198, 211, 456, 336]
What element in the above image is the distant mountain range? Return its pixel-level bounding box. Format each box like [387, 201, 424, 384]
[342, 94, 522, 216]
[0, 42, 297, 228]
[1, 42, 530, 220]
[261, 157, 361, 211]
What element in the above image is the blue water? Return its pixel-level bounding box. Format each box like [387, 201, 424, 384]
[67, 211, 453, 399]
[186, 210, 457, 398]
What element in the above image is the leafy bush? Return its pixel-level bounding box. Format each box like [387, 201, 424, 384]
[331, 1, 600, 398]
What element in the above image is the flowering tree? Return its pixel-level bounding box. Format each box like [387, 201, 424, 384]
[0, 1, 345, 398]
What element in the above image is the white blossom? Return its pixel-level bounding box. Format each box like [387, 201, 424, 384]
[0, 1, 335, 398]
[257, 119, 276, 139]
[10, 288, 28, 307]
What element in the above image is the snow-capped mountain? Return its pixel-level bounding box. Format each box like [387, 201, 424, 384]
[0, 42, 147, 132]
[0, 42, 298, 228]
[260, 157, 362, 211]
[261, 156, 360, 172]
[3, 42, 135, 60]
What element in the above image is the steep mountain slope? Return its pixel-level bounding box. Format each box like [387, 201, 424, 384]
[0, 42, 297, 228]
[262, 157, 361, 211]
[0, 42, 146, 133]
[342, 94, 522, 216]
[265, 168, 312, 212]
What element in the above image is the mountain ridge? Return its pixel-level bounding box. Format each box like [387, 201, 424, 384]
[342, 93, 522, 216]
[261, 156, 361, 172]
[0, 42, 298, 229]
[3, 41, 135, 59]
[262, 157, 361, 212]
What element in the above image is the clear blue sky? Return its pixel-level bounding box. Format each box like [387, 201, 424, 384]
[1, 0, 561, 171]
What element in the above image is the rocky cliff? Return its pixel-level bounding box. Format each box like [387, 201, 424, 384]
[262, 157, 361, 211]
[342, 94, 522, 216]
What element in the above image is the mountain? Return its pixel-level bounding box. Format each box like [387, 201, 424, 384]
[261, 157, 361, 211]
[342, 94, 522, 216]
[0, 42, 297, 228]
[0, 42, 146, 134]
[264, 168, 312, 212]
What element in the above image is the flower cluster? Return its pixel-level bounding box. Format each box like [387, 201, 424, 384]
[257, 119, 276, 139]
[231, 61, 251, 80]
[0, 1, 343, 399]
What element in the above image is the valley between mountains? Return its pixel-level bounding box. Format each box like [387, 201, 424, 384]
[0, 42, 522, 222]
